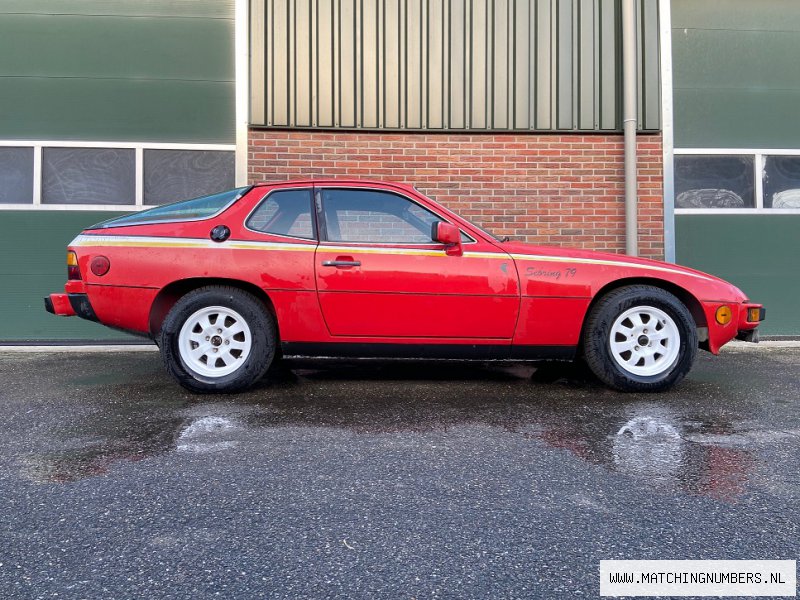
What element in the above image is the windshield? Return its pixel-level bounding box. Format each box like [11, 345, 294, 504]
[93, 187, 251, 229]
[464, 218, 505, 242]
[414, 188, 505, 242]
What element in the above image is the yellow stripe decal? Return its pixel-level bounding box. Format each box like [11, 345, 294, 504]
[509, 253, 712, 280]
[70, 235, 708, 280]
[71, 235, 316, 252]
[320, 245, 503, 259]
[70, 236, 498, 258]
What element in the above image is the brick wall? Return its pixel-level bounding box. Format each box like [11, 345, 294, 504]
[248, 130, 664, 259]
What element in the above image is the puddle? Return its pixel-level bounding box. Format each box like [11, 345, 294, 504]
[608, 415, 753, 500]
[12, 355, 798, 502]
[176, 416, 240, 453]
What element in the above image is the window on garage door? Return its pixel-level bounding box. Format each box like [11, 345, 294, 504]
[674, 155, 755, 209]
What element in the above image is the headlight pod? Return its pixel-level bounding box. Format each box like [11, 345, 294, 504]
[715, 305, 733, 325]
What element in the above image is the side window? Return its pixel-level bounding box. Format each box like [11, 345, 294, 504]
[321, 189, 442, 243]
[247, 189, 315, 239]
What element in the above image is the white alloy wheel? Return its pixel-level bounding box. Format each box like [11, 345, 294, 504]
[178, 306, 253, 378]
[608, 305, 681, 377]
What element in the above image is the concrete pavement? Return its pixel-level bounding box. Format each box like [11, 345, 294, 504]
[0, 347, 798, 598]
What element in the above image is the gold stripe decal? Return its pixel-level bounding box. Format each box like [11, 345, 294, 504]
[320, 245, 503, 259]
[71, 235, 317, 252]
[509, 253, 713, 280]
[69, 235, 710, 280]
[70, 235, 498, 258]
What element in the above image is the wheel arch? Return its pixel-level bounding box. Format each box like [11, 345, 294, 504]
[149, 278, 279, 339]
[579, 277, 708, 352]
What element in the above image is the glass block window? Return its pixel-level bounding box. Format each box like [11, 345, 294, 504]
[674, 155, 755, 209]
[0, 147, 34, 204]
[42, 148, 135, 205]
[763, 156, 800, 209]
[144, 150, 235, 205]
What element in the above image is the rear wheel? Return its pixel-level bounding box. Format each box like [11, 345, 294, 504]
[159, 286, 276, 393]
[582, 285, 697, 392]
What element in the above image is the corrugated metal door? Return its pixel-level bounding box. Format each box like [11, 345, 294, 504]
[250, 0, 660, 131]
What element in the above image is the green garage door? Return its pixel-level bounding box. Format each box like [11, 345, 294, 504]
[676, 215, 800, 336]
[0, 1, 235, 342]
[672, 0, 800, 336]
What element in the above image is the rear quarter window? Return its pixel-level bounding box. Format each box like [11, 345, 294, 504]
[246, 189, 315, 239]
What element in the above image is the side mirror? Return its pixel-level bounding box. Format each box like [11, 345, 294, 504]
[431, 221, 462, 256]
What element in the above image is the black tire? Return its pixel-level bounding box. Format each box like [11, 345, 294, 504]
[582, 285, 697, 392]
[159, 286, 276, 393]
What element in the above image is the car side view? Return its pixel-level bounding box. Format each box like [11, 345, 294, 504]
[45, 180, 764, 393]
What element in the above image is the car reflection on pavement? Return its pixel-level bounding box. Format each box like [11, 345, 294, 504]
[542, 414, 753, 501]
[17, 358, 777, 503]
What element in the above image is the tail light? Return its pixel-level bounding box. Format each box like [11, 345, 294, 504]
[67, 251, 81, 280]
[90, 255, 110, 276]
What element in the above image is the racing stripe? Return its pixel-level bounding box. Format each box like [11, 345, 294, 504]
[69, 234, 710, 280]
[70, 235, 316, 252]
[509, 253, 713, 280]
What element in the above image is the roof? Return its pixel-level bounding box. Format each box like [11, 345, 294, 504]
[252, 178, 417, 192]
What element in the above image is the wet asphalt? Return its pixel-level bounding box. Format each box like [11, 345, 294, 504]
[0, 347, 798, 599]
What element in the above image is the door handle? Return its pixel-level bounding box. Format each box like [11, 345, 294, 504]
[322, 260, 361, 267]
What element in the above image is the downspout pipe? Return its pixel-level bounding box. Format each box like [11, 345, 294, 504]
[622, 0, 639, 256]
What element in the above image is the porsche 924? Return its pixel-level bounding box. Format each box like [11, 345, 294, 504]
[45, 180, 764, 393]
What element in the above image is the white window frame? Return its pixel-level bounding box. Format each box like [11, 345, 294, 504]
[674, 148, 800, 215]
[0, 140, 236, 211]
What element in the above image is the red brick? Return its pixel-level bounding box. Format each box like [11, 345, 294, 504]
[248, 130, 664, 259]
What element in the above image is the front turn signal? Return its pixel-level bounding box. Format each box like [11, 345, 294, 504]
[715, 305, 732, 325]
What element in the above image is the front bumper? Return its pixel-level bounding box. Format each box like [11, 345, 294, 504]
[701, 301, 764, 353]
[735, 304, 765, 342]
[44, 293, 98, 322]
[736, 328, 760, 343]
[737, 303, 765, 328]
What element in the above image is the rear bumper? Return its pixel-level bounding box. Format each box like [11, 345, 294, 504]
[44, 293, 75, 317]
[44, 293, 98, 322]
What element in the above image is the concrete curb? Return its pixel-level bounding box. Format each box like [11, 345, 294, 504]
[723, 340, 800, 350]
[2, 345, 159, 352]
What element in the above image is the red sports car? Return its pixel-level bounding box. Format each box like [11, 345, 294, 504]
[45, 180, 764, 393]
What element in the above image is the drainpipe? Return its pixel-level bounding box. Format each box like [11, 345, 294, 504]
[622, 0, 638, 256]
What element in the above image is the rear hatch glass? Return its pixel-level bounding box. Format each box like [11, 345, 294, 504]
[92, 186, 251, 229]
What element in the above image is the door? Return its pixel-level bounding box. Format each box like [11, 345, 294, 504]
[314, 187, 519, 339]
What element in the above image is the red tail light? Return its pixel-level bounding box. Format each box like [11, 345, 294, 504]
[67, 251, 81, 280]
[90, 255, 110, 276]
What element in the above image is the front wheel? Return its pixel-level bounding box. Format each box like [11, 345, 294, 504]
[159, 286, 276, 393]
[582, 285, 698, 392]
